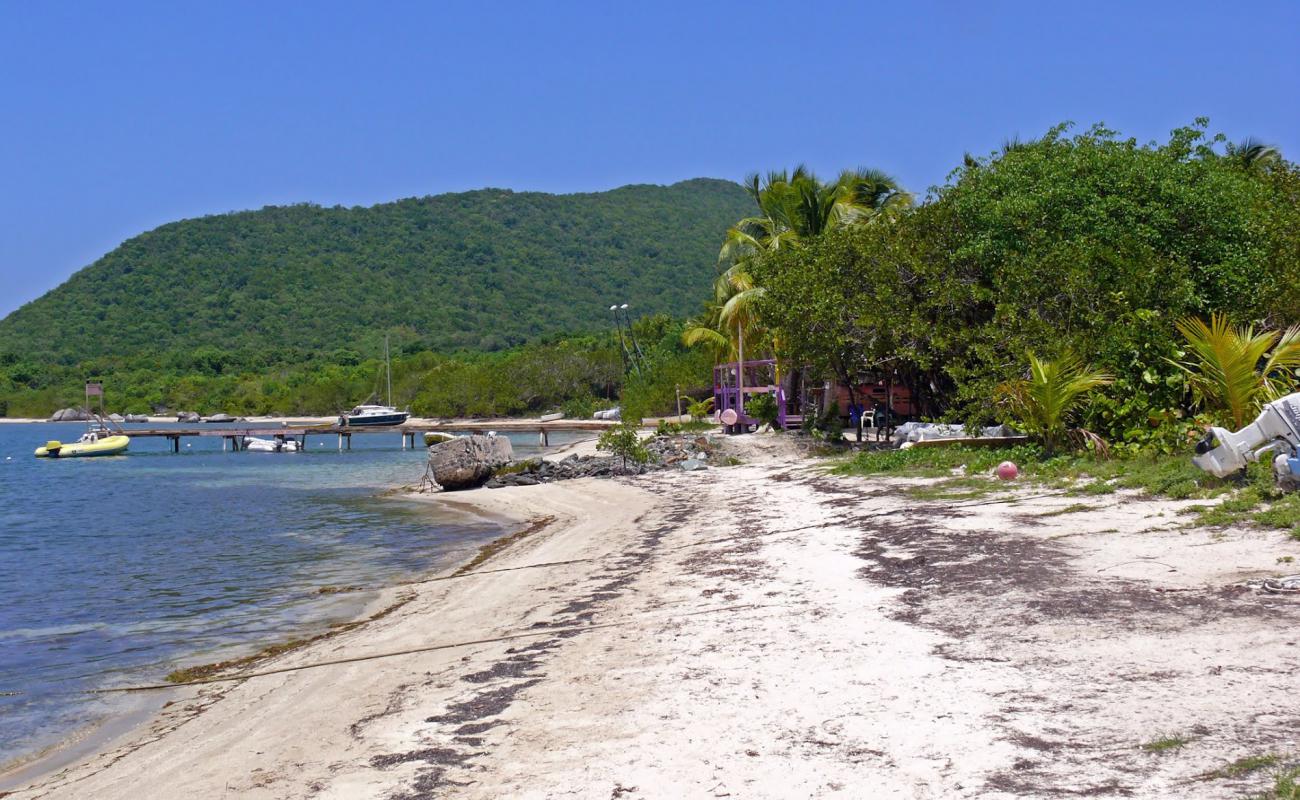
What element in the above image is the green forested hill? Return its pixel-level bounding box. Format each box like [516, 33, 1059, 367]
[0, 178, 752, 362]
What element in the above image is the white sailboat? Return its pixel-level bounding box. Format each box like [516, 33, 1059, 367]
[339, 334, 410, 427]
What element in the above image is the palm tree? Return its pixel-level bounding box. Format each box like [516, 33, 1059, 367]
[696, 164, 908, 425]
[682, 270, 768, 416]
[1224, 138, 1282, 173]
[997, 351, 1113, 454]
[717, 166, 910, 269]
[1171, 313, 1300, 429]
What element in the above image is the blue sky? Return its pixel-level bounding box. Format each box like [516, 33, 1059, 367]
[2, 1, 1297, 317]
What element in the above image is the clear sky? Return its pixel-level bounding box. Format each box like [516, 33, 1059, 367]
[2, 1, 1297, 318]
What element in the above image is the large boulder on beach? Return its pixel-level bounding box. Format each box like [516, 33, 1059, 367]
[427, 434, 514, 490]
[176, 411, 201, 423]
[49, 407, 91, 422]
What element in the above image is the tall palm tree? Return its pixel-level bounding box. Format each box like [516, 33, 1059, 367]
[683, 268, 770, 416]
[698, 164, 909, 421]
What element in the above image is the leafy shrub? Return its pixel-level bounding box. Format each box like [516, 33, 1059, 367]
[746, 392, 780, 430]
[655, 419, 713, 436]
[561, 395, 600, 419]
[597, 421, 649, 470]
[803, 401, 844, 442]
[687, 396, 714, 421]
[996, 351, 1112, 454]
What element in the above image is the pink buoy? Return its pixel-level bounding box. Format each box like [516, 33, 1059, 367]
[996, 461, 1019, 480]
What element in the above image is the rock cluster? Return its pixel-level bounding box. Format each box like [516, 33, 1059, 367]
[176, 411, 201, 423]
[49, 408, 91, 422]
[645, 434, 718, 466]
[485, 434, 719, 489]
[486, 455, 648, 487]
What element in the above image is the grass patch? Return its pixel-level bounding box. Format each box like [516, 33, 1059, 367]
[835, 444, 1235, 501]
[834, 440, 1300, 538]
[1039, 502, 1097, 517]
[1260, 768, 1300, 799]
[905, 477, 1008, 501]
[1206, 754, 1281, 779]
[493, 459, 540, 477]
[1142, 733, 1193, 753]
[1185, 468, 1300, 533]
[1252, 495, 1300, 532]
[833, 444, 1041, 479]
[1075, 479, 1118, 495]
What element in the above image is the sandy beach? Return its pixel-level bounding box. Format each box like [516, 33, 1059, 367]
[5, 434, 1300, 799]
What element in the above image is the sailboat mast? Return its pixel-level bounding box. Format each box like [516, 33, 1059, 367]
[385, 334, 393, 407]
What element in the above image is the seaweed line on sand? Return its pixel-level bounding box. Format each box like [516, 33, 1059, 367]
[452, 515, 557, 577]
[164, 514, 557, 685]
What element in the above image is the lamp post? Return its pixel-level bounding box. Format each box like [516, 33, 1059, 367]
[610, 304, 637, 376]
[619, 303, 645, 365]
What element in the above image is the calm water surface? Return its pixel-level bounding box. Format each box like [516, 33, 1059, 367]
[0, 422, 580, 769]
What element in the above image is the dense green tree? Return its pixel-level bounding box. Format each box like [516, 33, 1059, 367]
[750, 120, 1300, 443]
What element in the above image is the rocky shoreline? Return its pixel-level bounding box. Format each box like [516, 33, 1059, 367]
[424, 431, 723, 490]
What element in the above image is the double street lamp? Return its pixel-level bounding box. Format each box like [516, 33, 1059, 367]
[609, 302, 643, 375]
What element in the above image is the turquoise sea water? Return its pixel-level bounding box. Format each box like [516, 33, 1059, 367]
[0, 422, 577, 771]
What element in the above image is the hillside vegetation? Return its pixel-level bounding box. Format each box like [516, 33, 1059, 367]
[0, 178, 752, 362]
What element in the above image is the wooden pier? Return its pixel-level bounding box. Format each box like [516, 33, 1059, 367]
[119, 419, 614, 452]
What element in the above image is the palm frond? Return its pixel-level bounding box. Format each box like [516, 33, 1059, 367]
[720, 286, 766, 328]
[997, 351, 1112, 452]
[1226, 138, 1282, 171]
[1262, 325, 1300, 401]
[1171, 313, 1285, 428]
[682, 325, 728, 351]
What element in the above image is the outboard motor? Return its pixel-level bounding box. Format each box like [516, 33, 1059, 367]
[1192, 393, 1300, 488]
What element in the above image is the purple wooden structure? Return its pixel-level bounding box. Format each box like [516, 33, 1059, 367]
[713, 358, 801, 432]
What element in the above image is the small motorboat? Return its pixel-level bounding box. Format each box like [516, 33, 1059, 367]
[35, 426, 130, 458]
[242, 436, 300, 453]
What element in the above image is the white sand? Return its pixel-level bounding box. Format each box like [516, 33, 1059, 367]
[6, 435, 1300, 798]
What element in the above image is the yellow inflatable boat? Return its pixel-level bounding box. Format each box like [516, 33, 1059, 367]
[35, 429, 130, 458]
